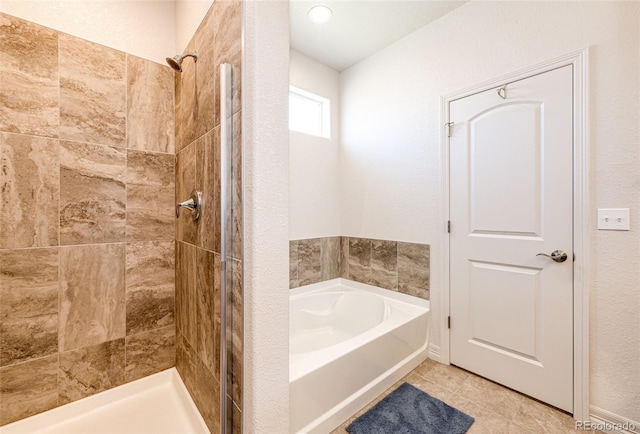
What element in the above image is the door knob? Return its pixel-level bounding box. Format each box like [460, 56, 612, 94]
[536, 250, 568, 263]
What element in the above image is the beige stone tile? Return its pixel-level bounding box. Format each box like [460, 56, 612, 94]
[126, 55, 174, 153]
[371, 240, 398, 290]
[174, 39, 197, 152]
[175, 241, 197, 347]
[125, 326, 175, 383]
[231, 111, 242, 260]
[229, 259, 243, 406]
[406, 372, 453, 402]
[0, 248, 58, 366]
[193, 355, 220, 434]
[397, 242, 430, 299]
[455, 374, 525, 420]
[348, 237, 372, 284]
[512, 396, 579, 433]
[176, 332, 197, 397]
[0, 14, 59, 138]
[196, 248, 220, 379]
[194, 7, 216, 139]
[0, 354, 58, 425]
[125, 241, 175, 335]
[58, 339, 125, 405]
[195, 127, 220, 252]
[321, 237, 341, 281]
[59, 244, 126, 351]
[406, 372, 455, 403]
[175, 141, 197, 245]
[414, 357, 439, 371]
[231, 400, 242, 434]
[289, 240, 299, 288]
[213, 0, 242, 126]
[59, 34, 125, 147]
[414, 360, 471, 393]
[59, 140, 126, 245]
[447, 395, 520, 434]
[340, 236, 349, 278]
[126, 150, 175, 242]
[298, 238, 321, 286]
[0, 132, 59, 248]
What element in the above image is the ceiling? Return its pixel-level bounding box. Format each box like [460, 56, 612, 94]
[290, 0, 468, 72]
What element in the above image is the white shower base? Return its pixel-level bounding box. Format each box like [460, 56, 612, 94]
[0, 368, 209, 434]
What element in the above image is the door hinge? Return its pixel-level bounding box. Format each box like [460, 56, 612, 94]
[447, 220, 451, 233]
[447, 316, 451, 329]
[445, 122, 454, 138]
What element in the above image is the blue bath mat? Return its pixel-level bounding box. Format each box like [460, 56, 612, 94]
[346, 382, 474, 434]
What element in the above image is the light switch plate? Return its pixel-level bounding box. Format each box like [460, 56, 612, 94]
[597, 208, 630, 230]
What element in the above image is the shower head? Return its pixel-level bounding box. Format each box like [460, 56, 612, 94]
[166, 52, 198, 72]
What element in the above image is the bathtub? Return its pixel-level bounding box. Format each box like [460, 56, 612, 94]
[290, 278, 430, 433]
[0, 368, 209, 434]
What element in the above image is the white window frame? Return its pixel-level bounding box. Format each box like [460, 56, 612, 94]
[288, 85, 331, 139]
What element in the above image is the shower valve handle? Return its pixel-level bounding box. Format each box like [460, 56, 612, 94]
[176, 189, 203, 221]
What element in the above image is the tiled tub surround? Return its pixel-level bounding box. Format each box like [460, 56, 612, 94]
[173, 1, 243, 432]
[0, 14, 175, 426]
[290, 237, 430, 299]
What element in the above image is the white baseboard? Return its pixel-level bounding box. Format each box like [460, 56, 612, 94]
[588, 406, 639, 434]
[428, 343, 441, 362]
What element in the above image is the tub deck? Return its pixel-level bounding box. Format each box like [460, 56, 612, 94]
[0, 368, 208, 434]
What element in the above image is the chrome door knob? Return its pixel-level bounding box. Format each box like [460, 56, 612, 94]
[536, 250, 568, 263]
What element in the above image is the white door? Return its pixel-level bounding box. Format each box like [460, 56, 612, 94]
[449, 65, 573, 412]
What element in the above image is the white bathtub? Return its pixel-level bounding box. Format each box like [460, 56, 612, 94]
[0, 368, 209, 434]
[290, 278, 430, 434]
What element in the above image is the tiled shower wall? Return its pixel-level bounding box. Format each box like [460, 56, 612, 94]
[173, 1, 243, 432]
[0, 14, 175, 426]
[290, 237, 430, 299]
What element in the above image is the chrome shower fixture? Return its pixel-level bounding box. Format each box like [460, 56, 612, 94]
[166, 52, 198, 72]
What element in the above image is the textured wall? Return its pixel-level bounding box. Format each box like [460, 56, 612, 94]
[0, 13, 176, 426]
[0, 0, 175, 65]
[289, 50, 342, 240]
[339, 1, 640, 423]
[242, 0, 291, 432]
[290, 237, 430, 300]
[175, 0, 214, 62]
[173, 0, 243, 432]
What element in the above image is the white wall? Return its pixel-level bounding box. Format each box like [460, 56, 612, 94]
[243, 0, 290, 432]
[289, 50, 341, 240]
[175, 0, 213, 52]
[0, 0, 175, 64]
[339, 0, 639, 423]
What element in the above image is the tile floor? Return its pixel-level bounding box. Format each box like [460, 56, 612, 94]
[331, 358, 595, 434]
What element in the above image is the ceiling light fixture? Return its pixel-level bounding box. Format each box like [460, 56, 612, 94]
[308, 5, 333, 24]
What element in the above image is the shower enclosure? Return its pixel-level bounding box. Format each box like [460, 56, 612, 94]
[0, 1, 243, 432]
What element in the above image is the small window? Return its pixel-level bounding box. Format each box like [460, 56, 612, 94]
[289, 85, 330, 138]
